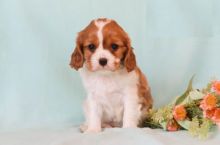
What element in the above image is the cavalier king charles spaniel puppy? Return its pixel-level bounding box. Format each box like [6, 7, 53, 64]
[70, 18, 153, 133]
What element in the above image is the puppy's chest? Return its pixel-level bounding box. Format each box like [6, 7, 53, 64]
[80, 68, 139, 103]
[83, 73, 126, 122]
[80, 69, 137, 94]
[87, 76, 123, 93]
[86, 75, 124, 106]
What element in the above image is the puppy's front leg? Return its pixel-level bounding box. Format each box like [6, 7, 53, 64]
[84, 94, 102, 133]
[123, 88, 141, 128]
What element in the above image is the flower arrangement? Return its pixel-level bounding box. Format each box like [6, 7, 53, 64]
[142, 77, 220, 139]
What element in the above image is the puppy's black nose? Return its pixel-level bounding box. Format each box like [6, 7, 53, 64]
[99, 58, 108, 66]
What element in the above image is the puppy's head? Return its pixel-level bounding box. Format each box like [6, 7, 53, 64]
[70, 18, 136, 72]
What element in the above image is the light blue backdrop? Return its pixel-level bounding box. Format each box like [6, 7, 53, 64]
[0, 0, 220, 131]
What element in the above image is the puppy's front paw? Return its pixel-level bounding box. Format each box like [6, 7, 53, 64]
[84, 127, 102, 133]
[79, 124, 88, 133]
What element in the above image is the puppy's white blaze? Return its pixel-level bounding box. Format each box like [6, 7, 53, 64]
[94, 19, 111, 49]
[91, 19, 117, 71]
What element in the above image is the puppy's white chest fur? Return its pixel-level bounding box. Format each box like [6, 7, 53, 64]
[79, 67, 139, 127]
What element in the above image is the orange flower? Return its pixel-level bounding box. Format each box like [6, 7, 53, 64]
[212, 108, 220, 123]
[167, 120, 179, 131]
[212, 81, 220, 94]
[200, 94, 217, 110]
[203, 108, 216, 119]
[173, 105, 187, 121]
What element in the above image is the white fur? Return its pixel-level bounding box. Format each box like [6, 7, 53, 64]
[79, 67, 141, 133]
[79, 19, 142, 133]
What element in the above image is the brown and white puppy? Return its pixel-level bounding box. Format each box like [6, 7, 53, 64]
[70, 18, 153, 133]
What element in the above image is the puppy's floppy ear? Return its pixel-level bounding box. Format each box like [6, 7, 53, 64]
[69, 43, 84, 70]
[124, 47, 136, 72]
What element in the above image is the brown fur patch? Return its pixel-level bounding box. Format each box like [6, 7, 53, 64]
[70, 20, 99, 70]
[70, 45, 84, 70]
[124, 48, 136, 72]
[102, 20, 136, 72]
[135, 67, 153, 112]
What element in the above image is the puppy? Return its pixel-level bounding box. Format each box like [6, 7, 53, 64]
[70, 18, 153, 133]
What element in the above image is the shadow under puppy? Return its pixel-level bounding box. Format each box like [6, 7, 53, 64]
[70, 18, 153, 133]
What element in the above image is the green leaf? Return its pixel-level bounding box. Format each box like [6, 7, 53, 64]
[142, 120, 162, 129]
[188, 90, 204, 100]
[177, 120, 191, 130]
[186, 105, 203, 119]
[160, 121, 168, 130]
[180, 90, 204, 105]
[198, 119, 213, 139]
[174, 75, 195, 105]
[188, 117, 200, 137]
[188, 117, 214, 139]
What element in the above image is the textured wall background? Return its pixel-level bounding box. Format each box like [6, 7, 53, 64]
[0, 0, 220, 131]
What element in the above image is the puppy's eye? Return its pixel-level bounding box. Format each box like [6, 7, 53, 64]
[87, 44, 96, 52]
[111, 43, 118, 51]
